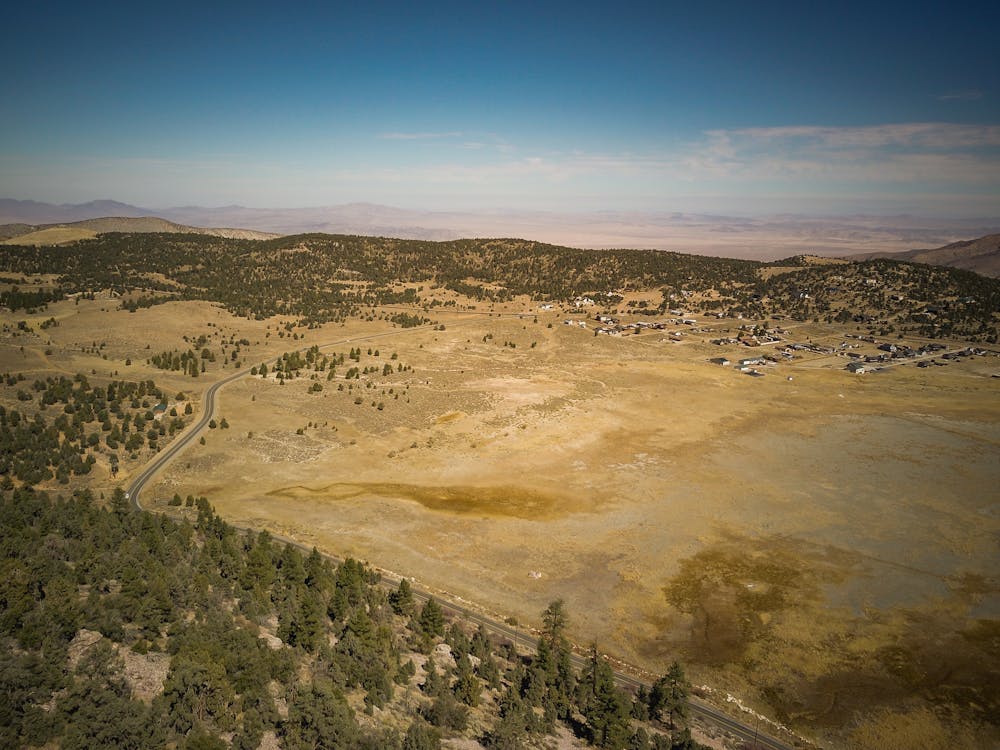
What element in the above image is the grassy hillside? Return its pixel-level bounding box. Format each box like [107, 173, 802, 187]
[2, 231, 999, 342]
[0, 223, 36, 241]
[851, 234, 1000, 278]
[0, 226, 99, 245]
[0, 217, 279, 246]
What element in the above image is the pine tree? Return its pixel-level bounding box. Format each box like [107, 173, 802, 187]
[453, 652, 481, 707]
[648, 661, 689, 730]
[418, 597, 445, 638]
[580, 647, 632, 750]
[390, 578, 415, 616]
[283, 679, 358, 750]
[422, 655, 444, 697]
[403, 720, 440, 750]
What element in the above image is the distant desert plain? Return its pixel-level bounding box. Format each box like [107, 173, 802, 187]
[3, 256, 997, 749]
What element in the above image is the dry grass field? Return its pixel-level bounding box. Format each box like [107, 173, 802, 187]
[0, 226, 100, 246]
[3, 291, 998, 748]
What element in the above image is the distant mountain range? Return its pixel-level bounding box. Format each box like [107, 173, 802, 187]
[0, 199, 151, 224]
[2, 198, 999, 268]
[0, 199, 460, 242]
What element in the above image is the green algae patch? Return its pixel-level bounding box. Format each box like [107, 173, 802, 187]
[663, 544, 823, 665]
[660, 537, 1000, 741]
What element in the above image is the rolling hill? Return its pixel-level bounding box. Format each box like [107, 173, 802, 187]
[2, 230, 998, 343]
[851, 233, 1000, 277]
[0, 216, 279, 245]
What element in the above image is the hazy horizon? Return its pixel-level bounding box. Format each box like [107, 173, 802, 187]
[4, 196, 999, 261]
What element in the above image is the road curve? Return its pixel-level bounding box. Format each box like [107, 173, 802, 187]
[126, 323, 802, 750]
[128, 367, 243, 509]
[128, 320, 460, 509]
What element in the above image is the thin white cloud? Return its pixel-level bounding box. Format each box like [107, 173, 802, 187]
[333, 123, 1000, 197]
[938, 89, 984, 101]
[7, 121, 996, 215]
[684, 123, 1000, 191]
[377, 131, 463, 140]
[712, 123, 1000, 149]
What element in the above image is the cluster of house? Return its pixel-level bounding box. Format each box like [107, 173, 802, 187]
[738, 332, 782, 347]
[879, 342, 943, 357]
[841, 342, 991, 373]
[844, 342, 946, 368]
[553, 292, 622, 310]
[602, 318, 699, 336]
[563, 313, 700, 337]
[942, 346, 989, 358]
[709, 356, 770, 376]
[916, 346, 990, 368]
[786, 342, 834, 355]
[711, 330, 784, 348]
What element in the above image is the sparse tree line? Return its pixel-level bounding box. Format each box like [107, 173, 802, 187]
[148, 348, 214, 377]
[146, 329, 252, 376]
[254, 346, 412, 394]
[122, 293, 176, 312]
[1, 481, 703, 750]
[388, 311, 431, 328]
[0, 285, 66, 312]
[254, 345, 416, 413]
[0, 373, 190, 486]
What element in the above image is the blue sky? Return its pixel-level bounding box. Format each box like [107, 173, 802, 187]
[2, 0, 998, 215]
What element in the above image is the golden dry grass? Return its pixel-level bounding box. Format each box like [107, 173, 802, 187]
[3, 293, 998, 747]
[1, 226, 98, 245]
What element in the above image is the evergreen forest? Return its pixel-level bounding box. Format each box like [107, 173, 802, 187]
[1, 484, 702, 750]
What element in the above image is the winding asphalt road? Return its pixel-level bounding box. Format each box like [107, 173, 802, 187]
[127, 322, 801, 750]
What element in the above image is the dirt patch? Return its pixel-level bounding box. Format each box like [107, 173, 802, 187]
[120, 646, 171, 703]
[658, 535, 999, 734]
[268, 482, 573, 520]
[662, 541, 832, 665]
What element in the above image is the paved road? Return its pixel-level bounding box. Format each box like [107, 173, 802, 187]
[127, 367, 244, 507]
[128, 321, 469, 509]
[127, 323, 801, 750]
